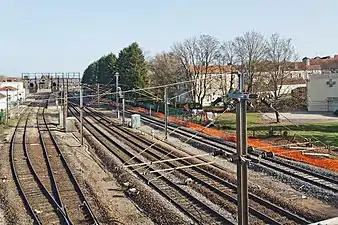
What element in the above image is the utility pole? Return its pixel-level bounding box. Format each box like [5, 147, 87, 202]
[228, 73, 250, 225]
[66, 73, 69, 99]
[122, 98, 125, 125]
[115, 73, 120, 119]
[237, 72, 248, 225]
[97, 83, 100, 108]
[6, 89, 9, 126]
[80, 84, 83, 146]
[164, 87, 168, 139]
[16, 84, 19, 113]
[62, 73, 66, 130]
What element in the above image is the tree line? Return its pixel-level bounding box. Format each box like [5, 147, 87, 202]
[82, 42, 148, 92]
[82, 31, 301, 121]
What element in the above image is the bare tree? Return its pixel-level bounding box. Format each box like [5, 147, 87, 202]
[263, 33, 298, 122]
[233, 31, 266, 92]
[172, 37, 199, 105]
[172, 34, 219, 107]
[148, 52, 183, 101]
[216, 41, 237, 97]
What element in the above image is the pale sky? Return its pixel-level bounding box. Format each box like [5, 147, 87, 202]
[1, 0, 337, 76]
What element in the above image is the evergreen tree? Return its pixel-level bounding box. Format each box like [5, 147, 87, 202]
[82, 53, 117, 85]
[82, 61, 98, 84]
[117, 42, 148, 91]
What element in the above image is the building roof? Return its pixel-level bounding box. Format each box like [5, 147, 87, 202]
[189, 65, 238, 74]
[0, 93, 5, 99]
[309, 73, 338, 80]
[283, 78, 306, 85]
[0, 76, 22, 82]
[0, 86, 18, 91]
[187, 54, 338, 74]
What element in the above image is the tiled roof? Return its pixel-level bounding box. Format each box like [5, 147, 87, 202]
[0, 77, 22, 82]
[189, 65, 238, 74]
[283, 78, 306, 85]
[188, 55, 338, 74]
[0, 86, 18, 91]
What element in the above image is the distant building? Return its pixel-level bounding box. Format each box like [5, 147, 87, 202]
[307, 73, 338, 112]
[258, 78, 307, 98]
[0, 82, 26, 110]
[22, 73, 80, 93]
[174, 54, 338, 107]
[0, 93, 6, 110]
[175, 65, 239, 106]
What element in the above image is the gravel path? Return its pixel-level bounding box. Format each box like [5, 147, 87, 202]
[262, 112, 338, 122]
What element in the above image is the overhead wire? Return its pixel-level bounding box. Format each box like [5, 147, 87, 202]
[120, 76, 227, 169]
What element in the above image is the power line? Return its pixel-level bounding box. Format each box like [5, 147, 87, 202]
[58, 74, 228, 101]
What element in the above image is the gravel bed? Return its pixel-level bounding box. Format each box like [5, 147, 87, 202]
[52, 111, 155, 225]
[99, 108, 338, 221]
[248, 162, 338, 207]
[137, 123, 338, 222]
[77, 119, 192, 225]
[0, 120, 33, 224]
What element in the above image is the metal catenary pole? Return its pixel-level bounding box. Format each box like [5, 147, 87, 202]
[17, 84, 19, 113]
[64, 74, 68, 131]
[80, 84, 83, 146]
[122, 98, 125, 125]
[97, 83, 99, 108]
[115, 73, 120, 119]
[164, 87, 168, 139]
[62, 73, 66, 129]
[6, 89, 9, 126]
[236, 73, 249, 225]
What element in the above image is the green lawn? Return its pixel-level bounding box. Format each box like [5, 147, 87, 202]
[216, 113, 338, 147]
[216, 113, 263, 130]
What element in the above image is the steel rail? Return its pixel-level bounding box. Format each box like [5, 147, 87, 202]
[132, 111, 338, 193]
[68, 105, 235, 225]
[86, 106, 310, 225]
[10, 101, 70, 224]
[42, 97, 100, 225]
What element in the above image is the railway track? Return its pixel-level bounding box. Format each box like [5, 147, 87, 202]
[126, 109, 338, 193]
[10, 95, 99, 225]
[68, 105, 236, 225]
[70, 104, 311, 224]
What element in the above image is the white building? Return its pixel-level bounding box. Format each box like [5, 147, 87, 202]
[307, 73, 338, 112]
[0, 93, 6, 111]
[0, 81, 26, 110]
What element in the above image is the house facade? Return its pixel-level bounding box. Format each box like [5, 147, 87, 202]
[175, 66, 239, 107]
[173, 54, 338, 107]
[307, 73, 338, 112]
[0, 81, 26, 110]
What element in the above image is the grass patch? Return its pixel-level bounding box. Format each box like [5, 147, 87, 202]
[217, 113, 262, 130]
[216, 113, 338, 147]
[253, 122, 338, 147]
